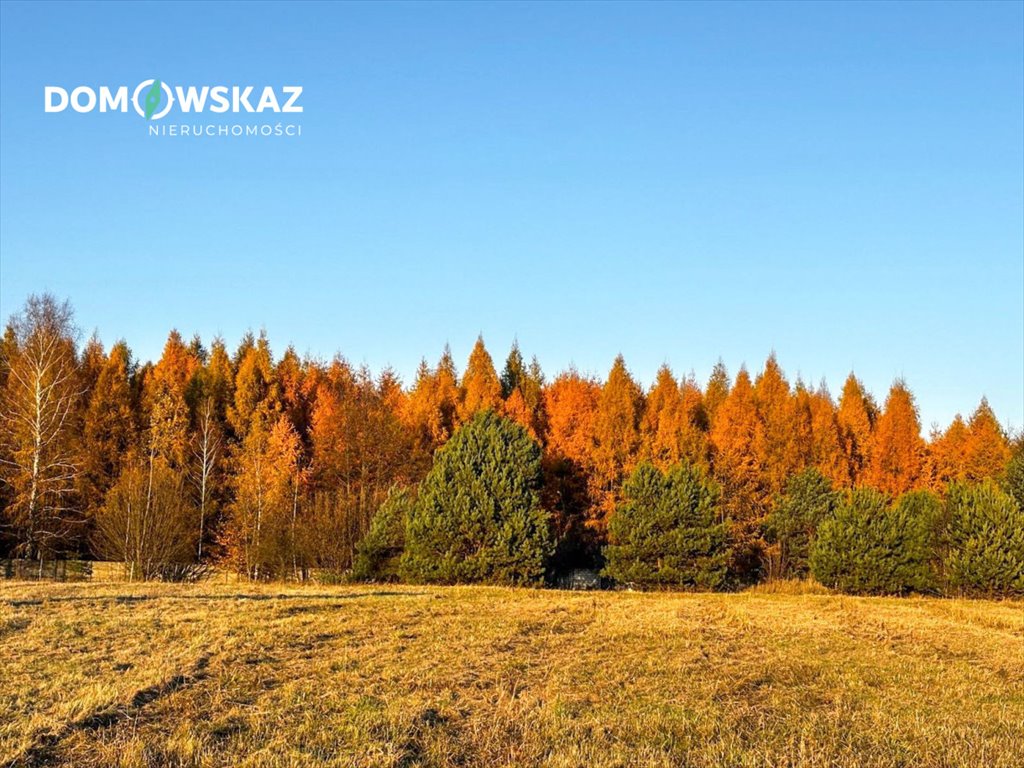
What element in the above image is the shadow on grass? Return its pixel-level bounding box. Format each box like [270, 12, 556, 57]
[5, 591, 429, 607]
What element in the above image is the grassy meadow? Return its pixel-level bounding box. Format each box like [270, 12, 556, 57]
[1, 581, 1022, 768]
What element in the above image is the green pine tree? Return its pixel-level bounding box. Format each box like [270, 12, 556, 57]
[764, 468, 839, 579]
[401, 411, 552, 585]
[810, 488, 938, 595]
[603, 462, 729, 589]
[352, 486, 415, 582]
[943, 481, 1024, 597]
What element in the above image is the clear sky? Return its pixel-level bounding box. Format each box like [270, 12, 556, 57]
[1, 1, 1021, 433]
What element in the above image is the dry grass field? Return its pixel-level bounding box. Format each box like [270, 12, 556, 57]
[1, 581, 1022, 768]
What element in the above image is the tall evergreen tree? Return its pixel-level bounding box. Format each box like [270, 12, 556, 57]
[603, 462, 728, 589]
[764, 468, 838, 580]
[811, 488, 938, 595]
[402, 411, 552, 584]
[943, 481, 1024, 597]
[500, 340, 527, 398]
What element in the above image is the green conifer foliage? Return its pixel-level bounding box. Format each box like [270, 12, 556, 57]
[603, 462, 728, 588]
[810, 488, 937, 595]
[764, 468, 839, 579]
[943, 481, 1024, 597]
[352, 486, 414, 582]
[401, 411, 552, 585]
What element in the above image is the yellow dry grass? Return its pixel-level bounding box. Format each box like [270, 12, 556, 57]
[1, 581, 1021, 767]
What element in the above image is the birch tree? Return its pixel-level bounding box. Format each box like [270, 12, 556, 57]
[0, 295, 83, 568]
[191, 397, 222, 561]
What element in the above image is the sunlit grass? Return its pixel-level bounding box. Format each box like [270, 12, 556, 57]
[1, 581, 1021, 767]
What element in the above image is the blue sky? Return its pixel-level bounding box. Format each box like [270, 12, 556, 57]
[1, 1, 1021, 433]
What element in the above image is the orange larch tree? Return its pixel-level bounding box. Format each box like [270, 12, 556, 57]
[703, 360, 731, 429]
[144, 330, 201, 468]
[459, 336, 502, 421]
[808, 382, 848, 487]
[752, 355, 807, 498]
[679, 374, 711, 470]
[963, 398, 1011, 481]
[709, 366, 764, 576]
[542, 368, 602, 567]
[837, 373, 877, 487]
[641, 364, 685, 470]
[225, 413, 301, 578]
[640, 366, 710, 472]
[228, 331, 280, 441]
[930, 414, 969, 487]
[402, 346, 462, 455]
[202, 337, 235, 427]
[79, 341, 138, 516]
[276, 346, 315, 445]
[866, 380, 926, 496]
[592, 355, 644, 526]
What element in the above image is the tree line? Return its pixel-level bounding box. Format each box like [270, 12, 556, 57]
[0, 293, 1021, 593]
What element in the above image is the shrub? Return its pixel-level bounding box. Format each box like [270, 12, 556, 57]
[810, 488, 937, 595]
[1003, 448, 1024, 512]
[352, 487, 414, 582]
[943, 481, 1024, 597]
[401, 411, 552, 585]
[602, 462, 728, 589]
[764, 469, 839, 579]
[92, 457, 199, 581]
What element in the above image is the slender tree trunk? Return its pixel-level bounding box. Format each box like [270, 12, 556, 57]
[291, 470, 299, 580]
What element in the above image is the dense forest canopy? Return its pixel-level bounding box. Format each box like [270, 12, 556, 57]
[0, 294, 1020, 590]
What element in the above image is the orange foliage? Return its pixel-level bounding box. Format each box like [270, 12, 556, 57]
[501, 388, 538, 440]
[709, 367, 765, 571]
[459, 336, 502, 421]
[592, 356, 644, 524]
[145, 330, 201, 466]
[641, 366, 710, 472]
[963, 398, 1011, 481]
[808, 384, 848, 487]
[866, 380, 926, 496]
[403, 348, 462, 453]
[837, 374, 876, 487]
[930, 414, 969, 487]
[11, 291, 1014, 578]
[752, 355, 808, 495]
[542, 369, 601, 541]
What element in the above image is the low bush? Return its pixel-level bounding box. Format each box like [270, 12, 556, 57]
[763, 468, 839, 580]
[943, 481, 1024, 597]
[603, 462, 729, 589]
[810, 488, 938, 595]
[352, 487, 415, 582]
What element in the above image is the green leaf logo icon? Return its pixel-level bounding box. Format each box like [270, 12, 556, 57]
[144, 79, 162, 120]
